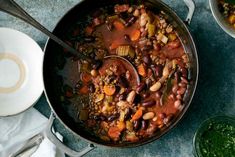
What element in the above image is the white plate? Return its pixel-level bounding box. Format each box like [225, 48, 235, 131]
[0, 28, 43, 116]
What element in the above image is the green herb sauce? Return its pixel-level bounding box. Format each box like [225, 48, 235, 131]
[199, 121, 235, 157]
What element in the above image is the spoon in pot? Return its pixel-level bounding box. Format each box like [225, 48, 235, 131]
[0, 0, 140, 86]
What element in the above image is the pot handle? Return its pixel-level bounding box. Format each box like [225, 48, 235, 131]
[45, 113, 95, 157]
[183, 0, 195, 25]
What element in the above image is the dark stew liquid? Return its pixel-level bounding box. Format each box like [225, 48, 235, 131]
[63, 4, 190, 143]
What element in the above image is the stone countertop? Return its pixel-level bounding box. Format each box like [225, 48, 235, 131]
[1, 0, 234, 156]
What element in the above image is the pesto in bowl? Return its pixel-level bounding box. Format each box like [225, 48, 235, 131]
[193, 115, 235, 157]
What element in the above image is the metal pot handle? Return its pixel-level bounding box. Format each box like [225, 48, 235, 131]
[183, 0, 195, 25]
[45, 113, 95, 157]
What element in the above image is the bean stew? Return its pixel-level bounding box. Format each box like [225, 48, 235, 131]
[62, 4, 190, 143]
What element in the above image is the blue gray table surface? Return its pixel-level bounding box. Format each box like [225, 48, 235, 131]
[1, 0, 235, 157]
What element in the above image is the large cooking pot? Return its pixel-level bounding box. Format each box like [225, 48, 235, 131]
[0, 0, 198, 156]
[42, 0, 198, 156]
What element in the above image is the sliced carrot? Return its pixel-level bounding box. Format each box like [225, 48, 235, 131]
[108, 126, 121, 141]
[110, 40, 120, 50]
[103, 85, 116, 96]
[79, 85, 89, 94]
[113, 20, 125, 30]
[80, 72, 92, 83]
[130, 29, 141, 41]
[137, 64, 147, 77]
[85, 26, 94, 35]
[117, 121, 126, 132]
[132, 108, 143, 121]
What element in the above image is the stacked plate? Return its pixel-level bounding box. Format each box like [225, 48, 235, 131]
[0, 27, 43, 116]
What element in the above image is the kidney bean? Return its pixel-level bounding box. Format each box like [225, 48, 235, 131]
[136, 82, 146, 94]
[179, 82, 187, 88]
[156, 100, 161, 106]
[181, 77, 188, 84]
[146, 124, 157, 135]
[176, 94, 182, 100]
[92, 60, 102, 70]
[179, 67, 188, 78]
[169, 94, 175, 100]
[143, 54, 151, 64]
[152, 64, 163, 78]
[133, 120, 141, 131]
[145, 78, 152, 88]
[158, 113, 166, 120]
[155, 91, 162, 99]
[172, 84, 178, 94]
[107, 113, 120, 122]
[177, 87, 186, 95]
[141, 120, 148, 130]
[173, 72, 179, 84]
[174, 100, 182, 109]
[142, 99, 156, 107]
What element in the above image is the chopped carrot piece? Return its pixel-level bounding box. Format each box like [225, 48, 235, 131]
[110, 40, 120, 50]
[132, 108, 143, 121]
[108, 126, 121, 141]
[79, 85, 89, 94]
[117, 121, 126, 132]
[85, 26, 94, 35]
[103, 85, 116, 96]
[80, 72, 92, 83]
[130, 29, 141, 41]
[137, 64, 147, 77]
[113, 20, 125, 30]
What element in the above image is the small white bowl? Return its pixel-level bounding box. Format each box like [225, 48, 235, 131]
[209, 0, 235, 38]
[0, 28, 43, 116]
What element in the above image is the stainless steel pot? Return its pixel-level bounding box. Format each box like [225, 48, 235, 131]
[42, 0, 198, 156]
[0, 0, 198, 156]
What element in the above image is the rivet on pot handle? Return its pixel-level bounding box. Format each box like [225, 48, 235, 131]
[45, 113, 95, 157]
[183, 0, 195, 25]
